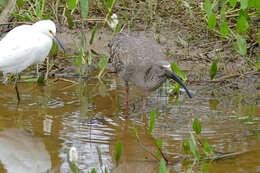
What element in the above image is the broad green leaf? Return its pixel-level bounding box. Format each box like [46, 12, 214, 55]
[236, 15, 249, 33]
[91, 168, 97, 173]
[220, 21, 229, 37]
[239, 8, 248, 19]
[257, 0, 260, 8]
[67, 0, 77, 10]
[192, 118, 201, 135]
[240, 0, 248, 9]
[148, 110, 156, 133]
[208, 13, 216, 29]
[80, 0, 89, 20]
[236, 34, 247, 56]
[229, 0, 237, 8]
[183, 141, 190, 154]
[249, 0, 260, 9]
[114, 141, 122, 167]
[171, 62, 187, 81]
[209, 60, 217, 80]
[17, 0, 24, 9]
[159, 158, 167, 173]
[65, 8, 74, 29]
[89, 24, 98, 45]
[204, 0, 212, 16]
[258, 30, 260, 45]
[203, 141, 212, 153]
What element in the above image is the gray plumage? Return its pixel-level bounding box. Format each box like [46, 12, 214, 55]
[109, 33, 192, 98]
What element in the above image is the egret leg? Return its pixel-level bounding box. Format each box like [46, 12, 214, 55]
[45, 57, 49, 80]
[14, 73, 20, 103]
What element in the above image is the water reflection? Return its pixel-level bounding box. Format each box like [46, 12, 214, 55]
[0, 74, 259, 172]
[0, 128, 51, 173]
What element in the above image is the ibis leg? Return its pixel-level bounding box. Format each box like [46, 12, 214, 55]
[125, 81, 129, 107]
[14, 73, 20, 103]
[142, 91, 147, 111]
[124, 81, 129, 116]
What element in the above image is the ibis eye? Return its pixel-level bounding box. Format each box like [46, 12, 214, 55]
[49, 30, 53, 35]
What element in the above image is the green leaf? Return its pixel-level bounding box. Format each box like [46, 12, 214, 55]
[17, 0, 24, 9]
[114, 141, 122, 167]
[258, 30, 260, 45]
[49, 40, 59, 57]
[157, 139, 163, 149]
[171, 62, 187, 81]
[220, 21, 229, 37]
[240, 0, 248, 9]
[148, 110, 156, 133]
[208, 13, 216, 29]
[203, 141, 211, 153]
[204, 0, 212, 16]
[98, 55, 107, 80]
[159, 158, 167, 173]
[91, 168, 97, 173]
[245, 121, 255, 125]
[236, 34, 247, 56]
[24, 12, 33, 21]
[189, 133, 200, 160]
[89, 24, 98, 45]
[256, 0, 260, 8]
[183, 141, 190, 154]
[67, 0, 77, 10]
[192, 118, 201, 135]
[236, 15, 249, 33]
[220, 4, 226, 21]
[229, 0, 237, 8]
[65, 8, 74, 29]
[156, 139, 163, 158]
[209, 60, 217, 80]
[80, 0, 89, 20]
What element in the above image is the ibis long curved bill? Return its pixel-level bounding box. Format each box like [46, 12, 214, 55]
[168, 71, 192, 98]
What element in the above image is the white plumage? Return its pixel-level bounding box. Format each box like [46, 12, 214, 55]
[0, 20, 64, 102]
[0, 20, 56, 74]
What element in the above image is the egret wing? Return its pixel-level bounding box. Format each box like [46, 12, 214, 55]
[0, 25, 52, 73]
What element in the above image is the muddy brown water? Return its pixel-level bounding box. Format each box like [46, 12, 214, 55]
[0, 31, 259, 173]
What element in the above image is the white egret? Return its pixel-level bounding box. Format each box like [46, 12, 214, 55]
[0, 20, 65, 102]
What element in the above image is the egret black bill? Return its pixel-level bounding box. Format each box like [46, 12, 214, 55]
[49, 31, 65, 53]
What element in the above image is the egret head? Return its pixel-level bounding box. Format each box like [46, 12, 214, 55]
[33, 20, 65, 53]
[33, 20, 56, 36]
[159, 62, 192, 98]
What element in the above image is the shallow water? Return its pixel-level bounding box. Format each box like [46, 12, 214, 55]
[0, 69, 259, 173]
[0, 29, 259, 173]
